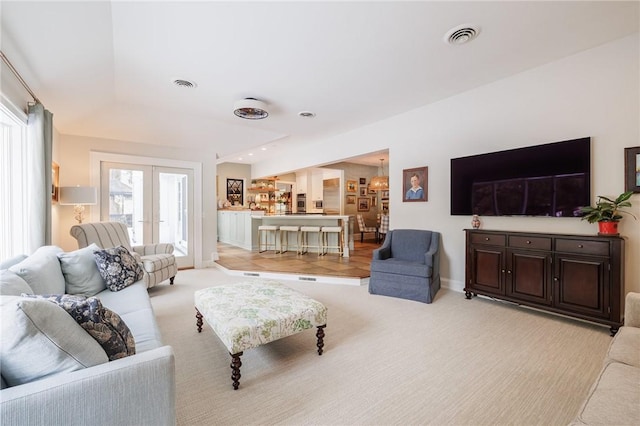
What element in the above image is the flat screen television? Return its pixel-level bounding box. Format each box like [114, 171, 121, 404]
[450, 137, 591, 217]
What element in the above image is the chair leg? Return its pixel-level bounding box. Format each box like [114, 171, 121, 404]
[361, 232, 364, 243]
[170, 276, 175, 285]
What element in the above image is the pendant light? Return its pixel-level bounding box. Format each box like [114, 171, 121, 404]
[370, 158, 389, 191]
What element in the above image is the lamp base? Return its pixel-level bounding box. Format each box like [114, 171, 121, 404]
[73, 204, 86, 224]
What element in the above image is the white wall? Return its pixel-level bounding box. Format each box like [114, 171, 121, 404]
[53, 134, 219, 264]
[253, 35, 640, 293]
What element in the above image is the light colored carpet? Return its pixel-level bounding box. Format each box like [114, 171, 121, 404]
[148, 269, 612, 426]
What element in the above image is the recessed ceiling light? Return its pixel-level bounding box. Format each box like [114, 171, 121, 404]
[298, 111, 316, 118]
[173, 79, 197, 88]
[261, 147, 267, 151]
[443, 24, 480, 45]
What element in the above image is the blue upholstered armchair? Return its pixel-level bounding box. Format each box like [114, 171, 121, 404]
[369, 229, 441, 303]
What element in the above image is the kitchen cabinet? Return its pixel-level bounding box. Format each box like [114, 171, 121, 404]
[217, 210, 254, 250]
[465, 229, 624, 335]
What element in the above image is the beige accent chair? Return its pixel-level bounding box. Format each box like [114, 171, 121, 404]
[70, 222, 177, 288]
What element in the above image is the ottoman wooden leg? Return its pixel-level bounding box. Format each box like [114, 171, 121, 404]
[230, 352, 243, 390]
[195, 308, 203, 332]
[316, 325, 326, 355]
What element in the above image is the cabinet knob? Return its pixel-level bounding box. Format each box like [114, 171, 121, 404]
[501, 269, 505, 273]
[485, 237, 490, 241]
[577, 244, 583, 248]
[507, 270, 512, 274]
[554, 277, 559, 282]
[526, 240, 531, 244]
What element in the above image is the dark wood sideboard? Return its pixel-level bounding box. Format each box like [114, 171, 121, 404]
[464, 229, 625, 335]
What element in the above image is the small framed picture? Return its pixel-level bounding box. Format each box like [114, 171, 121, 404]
[357, 197, 370, 211]
[368, 185, 376, 195]
[403, 167, 428, 202]
[346, 195, 356, 205]
[625, 146, 640, 193]
[372, 196, 378, 207]
[346, 180, 357, 193]
[51, 162, 59, 203]
[359, 187, 367, 196]
[359, 177, 366, 185]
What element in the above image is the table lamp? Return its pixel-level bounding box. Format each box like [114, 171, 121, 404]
[59, 186, 97, 223]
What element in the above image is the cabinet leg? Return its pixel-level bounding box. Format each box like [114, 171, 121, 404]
[465, 291, 472, 299]
[610, 326, 619, 337]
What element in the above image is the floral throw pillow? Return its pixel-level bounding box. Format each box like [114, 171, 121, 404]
[93, 246, 144, 292]
[23, 294, 136, 361]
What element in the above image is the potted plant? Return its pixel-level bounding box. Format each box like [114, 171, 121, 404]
[580, 191, 636, 235]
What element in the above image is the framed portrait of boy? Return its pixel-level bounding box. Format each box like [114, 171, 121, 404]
[403, 167, 428, 202]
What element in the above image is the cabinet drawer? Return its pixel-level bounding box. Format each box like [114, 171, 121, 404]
[470, 233, 506, 246]
[509, 235, 551, 250]
[555, 239, 609, 256]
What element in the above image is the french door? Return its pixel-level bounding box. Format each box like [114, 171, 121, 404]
[100, 162, 194, 269]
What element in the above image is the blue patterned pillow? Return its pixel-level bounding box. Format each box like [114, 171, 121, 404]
[93, 246, 143, 292]
[24, 294, 135, 361]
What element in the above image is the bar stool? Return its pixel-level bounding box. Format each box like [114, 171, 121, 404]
[299, 226, 322, 256]
[279, 225, 300, 254]
[321, 226, 344, 256]
[258, 225, 279, 253]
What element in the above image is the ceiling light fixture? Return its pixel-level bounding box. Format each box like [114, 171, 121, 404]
[444, 24, 480, 45]
[370, 159, 389, 191]
[234, 98, 269, 120]
[298, 111, 316, 118]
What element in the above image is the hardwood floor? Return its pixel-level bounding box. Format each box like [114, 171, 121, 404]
[215, 239, 379, 281]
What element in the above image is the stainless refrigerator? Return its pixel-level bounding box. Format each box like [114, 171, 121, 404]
[322, 178, 340, 215]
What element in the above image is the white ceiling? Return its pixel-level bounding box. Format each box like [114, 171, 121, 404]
[1, 1, 638, 167]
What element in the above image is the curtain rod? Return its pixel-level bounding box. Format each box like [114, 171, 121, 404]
[0, 50, 41, 104]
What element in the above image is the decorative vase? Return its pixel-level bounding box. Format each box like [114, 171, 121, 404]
[471, 214, 481, 229]
[598, 221, 619, 236]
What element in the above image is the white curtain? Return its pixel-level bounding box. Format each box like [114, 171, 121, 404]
[27, 103, 53, 251]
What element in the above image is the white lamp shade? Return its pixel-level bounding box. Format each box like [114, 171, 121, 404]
[59, 186, 97, 205]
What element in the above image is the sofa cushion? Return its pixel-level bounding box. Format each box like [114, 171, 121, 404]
[0, 269, 33, 296]
[573, 361, 640, 425]
[606, 326, 640, 368]
[96, 281, 163, 352]
[57, 243, 106, 296]
[94, 245, 144, 292]
[8, 246, 65, 294]
[24, 294, 136, 361]
[370, 258, 432, 278]
[0, 295, 108, 386]
[0, 254, 27, 270]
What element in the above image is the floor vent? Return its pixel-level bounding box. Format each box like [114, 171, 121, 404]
[299, 277, 317, 281]
[244, 272, 260, 277]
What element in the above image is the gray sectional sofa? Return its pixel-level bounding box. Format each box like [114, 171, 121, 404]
[571, 292, 640, 425]
[0, 245, 176, 426]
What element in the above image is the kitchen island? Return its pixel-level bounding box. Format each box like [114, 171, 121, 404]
[253, 214, 354, 257]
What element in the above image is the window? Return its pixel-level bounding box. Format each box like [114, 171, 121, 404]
[0, 102, 29, 259]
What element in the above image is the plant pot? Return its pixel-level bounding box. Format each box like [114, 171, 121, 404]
[598, 221, 619, 236]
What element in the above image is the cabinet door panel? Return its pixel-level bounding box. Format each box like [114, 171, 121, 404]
[554, 255, 609, 318]
[469, 247, 504, 295]
[507, 251, 551, 305]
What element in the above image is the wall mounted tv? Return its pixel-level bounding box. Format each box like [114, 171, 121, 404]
[450, 137, 591, 217]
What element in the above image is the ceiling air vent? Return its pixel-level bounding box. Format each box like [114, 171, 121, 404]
[444, 25, 480, 45]
[173, 79, 197, 88]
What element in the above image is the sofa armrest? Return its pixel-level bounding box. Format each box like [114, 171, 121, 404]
[0, 346, 175, 426]
[132, 244, 175, 256]
[624, 292, 640, 328]
[423, 232, 440, 276]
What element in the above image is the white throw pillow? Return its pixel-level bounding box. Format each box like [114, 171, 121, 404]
[0, 269, 34, 296]
[58, 243, 106, 296]
[8, 246, 65, 295]
[0, 296, 108, 386]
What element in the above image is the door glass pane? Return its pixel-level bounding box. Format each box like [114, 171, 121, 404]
[108, 168, 144, 245]
[158, 172, 188, 257]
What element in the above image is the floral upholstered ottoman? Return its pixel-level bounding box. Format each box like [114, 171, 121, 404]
[194, 280, 327, 389]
